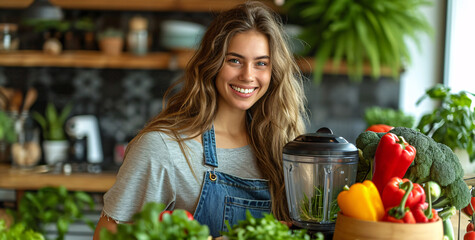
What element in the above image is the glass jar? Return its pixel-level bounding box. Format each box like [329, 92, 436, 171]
[10, 112, 41, 168]
[0, 23, 19, 51]
[127, 16, 149, 55]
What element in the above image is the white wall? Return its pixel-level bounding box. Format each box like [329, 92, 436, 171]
[399, 0, 446, 121]
[444, 0, 475, 94]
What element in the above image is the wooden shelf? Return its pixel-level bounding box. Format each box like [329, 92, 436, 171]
[0, 164, 115, 192]
[0, 51, 393, 76]
[47, 0, 278, 11]
[0, 50, 194, 70]
[0, 0, 34, 8]
[295, 57, 394, 77]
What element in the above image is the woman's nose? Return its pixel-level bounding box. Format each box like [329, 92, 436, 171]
[240, 64, 255, 81]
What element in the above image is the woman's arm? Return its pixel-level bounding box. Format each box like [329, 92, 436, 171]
[93, 214, 118, 240]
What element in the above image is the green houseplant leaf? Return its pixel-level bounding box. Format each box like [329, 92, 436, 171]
[283, 0, 433, 83]
[416, 84, 475, 162]
[0, 111, 17, 143]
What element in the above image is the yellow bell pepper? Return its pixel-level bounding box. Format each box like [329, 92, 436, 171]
[336, 180, 385, 221]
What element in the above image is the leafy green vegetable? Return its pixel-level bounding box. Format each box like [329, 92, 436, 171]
[416, 84, 475, 162]
[100, 202, 210, 240]
[299, 186, 339, 222]
[0, 220, 44, 240]
[10, 186, 95, 240]
[223, 210, 320, 240]
[364, 106, 415, 128]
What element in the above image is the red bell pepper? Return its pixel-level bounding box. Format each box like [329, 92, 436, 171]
[382, 177, 425, 209]
[412, 181, 440, 223]
[383, 180, 416, 223]
[365, 124, 394, 133]
[412, 203, 439, 223]
[372, 133, 416, 194]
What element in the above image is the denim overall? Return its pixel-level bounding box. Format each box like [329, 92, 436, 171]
[193, 126, 272, 237]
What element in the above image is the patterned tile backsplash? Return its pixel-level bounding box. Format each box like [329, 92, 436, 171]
[0, 66, 399, 167]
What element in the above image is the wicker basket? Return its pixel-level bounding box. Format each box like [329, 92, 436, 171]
[333, 212, 443, 240]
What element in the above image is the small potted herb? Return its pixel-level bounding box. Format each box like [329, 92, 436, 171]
[32, 102, 72, 165]
[97, 28, 124, 56]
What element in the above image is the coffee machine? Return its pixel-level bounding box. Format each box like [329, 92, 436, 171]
[65, 115, 103, 168]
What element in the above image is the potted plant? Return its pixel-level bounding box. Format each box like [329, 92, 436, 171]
[8, 186, 95, 240]
[282, 0, 433, 82]
[32, 102, 72, 165]
[97, 28, 124, 56]
[416, 84, 475, 171]
[0, 110, 16, 163]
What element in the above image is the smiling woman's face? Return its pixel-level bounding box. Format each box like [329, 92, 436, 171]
[215, 30, 271, 113]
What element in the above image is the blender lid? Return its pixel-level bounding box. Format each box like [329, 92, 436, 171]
[283, 127, 357, 156]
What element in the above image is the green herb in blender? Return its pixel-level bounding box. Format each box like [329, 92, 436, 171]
[223, 210, 321, 240]
[299, 186, 340, 222]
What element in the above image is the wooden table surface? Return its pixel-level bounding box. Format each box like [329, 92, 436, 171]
[0, 164, 116, 192]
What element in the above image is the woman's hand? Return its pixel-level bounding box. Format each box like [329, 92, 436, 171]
[280, 221, 293, 227]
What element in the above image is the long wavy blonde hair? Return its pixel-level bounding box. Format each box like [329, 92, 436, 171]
[126, 1, 307, 221]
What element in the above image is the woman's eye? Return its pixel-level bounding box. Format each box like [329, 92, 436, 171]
[256, 61, 268, 66]
[228, 58, 240, 64]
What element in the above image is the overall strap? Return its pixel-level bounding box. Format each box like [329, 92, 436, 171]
[202, 125, 218, 167]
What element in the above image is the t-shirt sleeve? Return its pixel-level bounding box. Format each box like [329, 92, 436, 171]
[102, 131, 176, 222]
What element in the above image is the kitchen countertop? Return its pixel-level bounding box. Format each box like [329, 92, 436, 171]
[0, 164, 116, 192]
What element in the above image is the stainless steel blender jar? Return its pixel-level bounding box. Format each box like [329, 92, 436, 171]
[283, 127, 358, 232]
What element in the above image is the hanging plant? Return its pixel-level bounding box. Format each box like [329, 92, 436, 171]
[283, 0, 433, 82]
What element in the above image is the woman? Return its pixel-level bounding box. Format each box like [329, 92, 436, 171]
[93, 1, 307, 238]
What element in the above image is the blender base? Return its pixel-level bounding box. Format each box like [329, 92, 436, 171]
[291, 222, 334, 239]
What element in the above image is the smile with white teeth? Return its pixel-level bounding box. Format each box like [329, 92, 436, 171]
[231, 85, 256, 94]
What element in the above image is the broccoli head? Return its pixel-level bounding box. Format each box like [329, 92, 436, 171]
[430, 143, 465, 187]
[433, 178, 470, 210]
[356, 131, 380, 151]
[355, 131, 382, 182]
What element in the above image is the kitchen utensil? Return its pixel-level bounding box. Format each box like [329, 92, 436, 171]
[0, 87, 13, 111]
[22, 88, 38, 112]
[9, 89, 23, 113]
[10, 112, 42, 168]
[283, 127, 358, 233]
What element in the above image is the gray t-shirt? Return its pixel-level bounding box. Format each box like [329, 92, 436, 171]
[103, 131, 263, 222]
